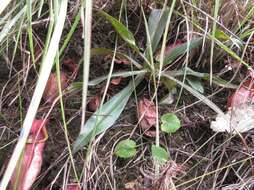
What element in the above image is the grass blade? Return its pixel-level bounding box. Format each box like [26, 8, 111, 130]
[0, 7, 26, 44]
[0, 0, 12, 15]
[209, 0, 220, 84]
[80, 0, 93, 136]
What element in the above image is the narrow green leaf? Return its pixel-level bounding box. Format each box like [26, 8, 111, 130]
[73, 77, 142, 152]
[147, 8, 170, 52]
[168, 67, 238, 89]
[152, 145, 169, 165]
[115, 139, 137, 158]
[215, 29, 230, 41]
[214, 29, 241, 48]
[100, 11, 138, 51]
[161, 113, 181, 134]
[26, 0, 35, 63]
[186, 77, 204, 93]
[59, 9, 81, 57]
[162, 38, 202, 65]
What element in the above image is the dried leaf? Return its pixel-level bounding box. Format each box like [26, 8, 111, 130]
[43, 59, 77, 103]
[155, 160, 185, 190]
[62, 58, 78, 79]
[10, 119, 48, 190]
[138, 98, 157, 137]
[104, 54, 130, 65]
[43, 72, 68, 103]
[115, 58, 129, 65]
[66, 183, 80, 190]
[111, 77, 122, 85]
[125, 181, 137, 190]
[227, 78, 254, 109]
[136, 160, 185, 190]
[87, 95, 101, 112]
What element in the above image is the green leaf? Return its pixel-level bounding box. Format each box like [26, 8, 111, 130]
[115, 139, 137, 158]
[162, 38, 202, 65]
[147, 8, 170, 52]
[215, 29, 230, 41]
[169, 67, 238, 89]
[73, 77, 143, 152]
[152, 145, 169, 165]
[214, 29, 242, 49]
[100, 11, 138, 51]
[186, 77, 204, 93]
[161, 113, 181, 134]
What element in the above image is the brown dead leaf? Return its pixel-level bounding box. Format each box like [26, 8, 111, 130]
[125, 176, 152, 190]
[43, 72, 68, 103]
[111, 77, 122, 85]
[104, 54, 129, 65]
[43, 59, 78, 103]
[155, 161, 185, 190]
[10, 119, 48, 190]
[227, 76, 254, 109]
[138, 98, 157, 137]
[66, 183, 80, 190]
[125, 181, 136, 190]
[62, 58, 78, 79]
[87, 95, 101, 112]
[115, 58, 129, 65]
[138, 161, 185, 190]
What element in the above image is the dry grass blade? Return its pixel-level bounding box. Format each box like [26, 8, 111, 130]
[80, 0, 92, 133]
[0, 0, 12, 15]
